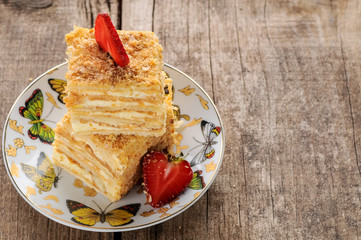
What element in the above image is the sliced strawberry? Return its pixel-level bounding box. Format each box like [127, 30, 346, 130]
[143, 151, 193, 208]
[94, 13, 129, 67]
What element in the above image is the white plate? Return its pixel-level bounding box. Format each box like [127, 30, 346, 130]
[2, 63, 225, 232]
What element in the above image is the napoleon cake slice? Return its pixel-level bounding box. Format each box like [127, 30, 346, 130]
[52, 113, 151, 202]
[52, 78, 177, 202]
[64, 26, 166, 137]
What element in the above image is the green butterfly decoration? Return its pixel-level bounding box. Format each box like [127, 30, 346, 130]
[188, 170, 205, 190]
[19, 89, 55, 144]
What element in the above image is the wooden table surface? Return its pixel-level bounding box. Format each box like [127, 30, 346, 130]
[1, 0, 361, 239]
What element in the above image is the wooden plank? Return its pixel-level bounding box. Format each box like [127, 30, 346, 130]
[227, 0, 361, 238]
[0, 1, 118, 239]
[207, 0, 248, 239]
[122, 0, 214, 239]
[334, 0, 361, 238]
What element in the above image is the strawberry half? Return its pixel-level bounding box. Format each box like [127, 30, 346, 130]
[143, 151, 193, 208]
[94, 13, 129, 67]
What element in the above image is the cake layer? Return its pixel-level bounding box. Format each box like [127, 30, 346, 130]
[65, 87, 164, 109]
[69, 119, 165, 136]
[70, 110, 164, 123]
[53, 113, 154, 202]
[65, 85, 164, 102]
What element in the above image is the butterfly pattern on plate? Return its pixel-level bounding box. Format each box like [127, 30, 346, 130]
[189, 120, 221, 167]
[188, 170, 206, 190]
[21, 152, 61, 194]
[19, 89, 55, 144]
[66, 200, 141, 227]
[48, 78, 67, 104]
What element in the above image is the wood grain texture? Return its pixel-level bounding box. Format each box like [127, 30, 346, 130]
[1, 0, 361, 239]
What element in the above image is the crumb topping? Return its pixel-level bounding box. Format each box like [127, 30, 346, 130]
[65, 26, 163, 88]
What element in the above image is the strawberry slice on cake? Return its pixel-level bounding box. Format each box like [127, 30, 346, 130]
[95, 13, 129, 67]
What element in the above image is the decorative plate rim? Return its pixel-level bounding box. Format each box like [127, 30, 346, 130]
[2, 62, 225, 232]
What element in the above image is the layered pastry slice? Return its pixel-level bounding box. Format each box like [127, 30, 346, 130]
[64, 26, 167, 137]
[52, 78, 176, 202]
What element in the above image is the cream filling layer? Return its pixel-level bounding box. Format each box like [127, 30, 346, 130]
[70, 119, 166, 136]
[70, 113, 165, 127]
[73, 98, 165, 110]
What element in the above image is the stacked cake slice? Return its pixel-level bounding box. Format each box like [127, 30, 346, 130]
[64, 27, 167, 137]
[53, 78, 175, 202]
[52, 25, 176, 202]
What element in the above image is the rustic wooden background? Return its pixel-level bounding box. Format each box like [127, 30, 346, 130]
[1, 0, 361, 239]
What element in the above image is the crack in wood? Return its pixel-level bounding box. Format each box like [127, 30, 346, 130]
[233, 0, 246, 96]
[105, 0, 111, 12]
[88, 0, 94, 28]
[206, 191, 209, 230]
[240, 142, 250, 240]
[340, 37, 361, 177]
[117, 0, 122, 30]
[207, 0, 215, 101]
[151, 0, 155, 32]
[264, 0, 271, 42]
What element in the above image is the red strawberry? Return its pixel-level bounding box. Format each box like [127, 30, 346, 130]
[94, 13, 129, 67]
[143, 151, 193, 208]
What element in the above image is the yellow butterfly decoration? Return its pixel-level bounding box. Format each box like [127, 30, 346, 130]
[48, 78, 67, 104]
[21, 152, 61, 193]
[66, 200, 140, 227]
